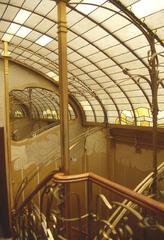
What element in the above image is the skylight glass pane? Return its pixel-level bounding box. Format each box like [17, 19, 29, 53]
[2, 33, 13, 42]
[35, 35, 53, 46]
[16, 26, 32, 38]
[46, 71, 59, 81]
[76, 0, 106, 14]
[46, 71, 56, 77]
[132, 0, 164, 18]
[7, 23, 20, 34]
[14, 9, 31, 24]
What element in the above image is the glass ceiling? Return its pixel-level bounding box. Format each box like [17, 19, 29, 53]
[0, 0, 164, 126]
[10, 88, 76, 120]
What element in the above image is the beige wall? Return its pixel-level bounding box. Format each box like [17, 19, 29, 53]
[11, 120, 108, 203]
[12, 117, 164, 202]
[108, 139, 164, 189]
[12, 118, 50, 140]
[69, 128, 108, 177]
[0, 60, 56, 93]
[8, 61, 55, 91]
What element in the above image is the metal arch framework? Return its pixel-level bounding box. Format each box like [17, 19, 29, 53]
[0, 8, 152, 84]
[8, 57, 83, 121]
[10, 87, 78, 121]
[0, 0, 163, 126]
[110, 0, 164, 47]
[0, 28, 133, 125]
[0, 17, 119, 124]
[67, 2, 150, 69]
[10, 97, 28, 118]
[0, 39, 110, 124]
[12, 89, 54, 120]
[11, 95, 39, 119]
[40, 89, 60, 119]
[68, 1, 164, 47]
[0, 0, 154, 74]
[67, 3, 158, 119]
[69, 78, 109, 123]
[1, 1, 162, 61]
[4, 53, 104, 123]
[11, 89, 42, 119]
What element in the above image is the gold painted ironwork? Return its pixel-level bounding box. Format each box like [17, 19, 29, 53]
[12, 169, 164, 240]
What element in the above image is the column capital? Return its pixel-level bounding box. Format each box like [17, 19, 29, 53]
[3, 41, 10, 58]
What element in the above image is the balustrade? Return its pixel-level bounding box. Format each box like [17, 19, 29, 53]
[12, 170, 164, 240]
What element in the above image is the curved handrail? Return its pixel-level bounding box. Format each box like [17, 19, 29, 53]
[15, 169, 164, 215]
[13, 168, 164, 240]
[53, 172, 164, 215]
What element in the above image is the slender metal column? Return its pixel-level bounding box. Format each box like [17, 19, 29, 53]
[57, 2, 71, 238]
[57, 0, 70, 175]
[3, 41, 12, 228]
[149, 37, 159, 194]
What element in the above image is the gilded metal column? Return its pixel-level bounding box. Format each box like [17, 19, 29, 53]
[57, 3, 71, 238]
[57, 0, 70, 174]
[149, 37, 159, 194]
[3, 41, 12, 227]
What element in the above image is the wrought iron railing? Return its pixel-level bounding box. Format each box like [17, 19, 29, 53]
[105, 162, 164, 236]
[12, 169, 164, 240]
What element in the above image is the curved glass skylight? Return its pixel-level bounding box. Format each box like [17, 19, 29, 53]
[0, 0, 163, 126]
[10, 88, 76, 121]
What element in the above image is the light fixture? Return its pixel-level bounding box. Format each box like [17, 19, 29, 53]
[14, 9, 31, 24]
[132, 0, 164, 18]
[35, 35, 53, 46]
[16, 26, 32, 38]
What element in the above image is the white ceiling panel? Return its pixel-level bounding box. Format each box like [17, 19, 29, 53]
[0, 20, 11, 32]
[35, 1, 55, 15]
[67, 10, 84, 27]
[95, 35, 118, 49]
[83, 26, 108, 41]
[69, 37, 88, 49]
[71, 18, 96, 34]
[90, 7, 113, 23]
[25, 14, 43, 28]
[0, 4, 7, 17]
[3, 6, 19, 21]
[35, 19, 54, 33]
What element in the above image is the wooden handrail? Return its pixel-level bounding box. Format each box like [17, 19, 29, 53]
[14, 170, 164, 217]
[53, 172, 89, 183]
[53, 172, 164, 216]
